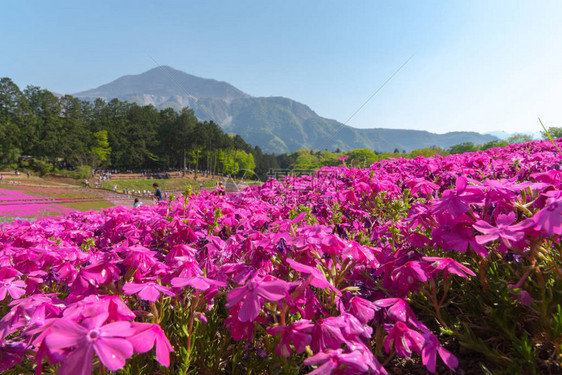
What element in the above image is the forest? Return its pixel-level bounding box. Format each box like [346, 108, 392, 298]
[1, 77, 560, 181]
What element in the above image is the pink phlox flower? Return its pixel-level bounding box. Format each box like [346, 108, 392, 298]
[342, 241, 375, 265]
[532, 195, 562, 236]
[5, 294, 63, 333]
[473, 212, 532, 248]
[226, 275, 289, 322]
[406, 177, 439, 197]
[390, 261, 429, 293]
[123, 281, 175, 302]
[320, 235, 346, 255]
[405, 203, 436, 231]
[121, 244, 158, 274]
[128, 322, 173, 366]
[431, 216, 489, 257]
[55, 262, 79, 284]
[430, 176, 482, 217]
[286, 258, 341, 296]
[304, 348, 368, 375]
[171, 275, 226, 291]
[310, 316, 347, 352]
[373, 298, 426, 331]
[347, 296, 376, 324]
[43, 314, 136, 374]
[164, 244, 197, 263]
[340, 312, 372, 341]
[71, 262, 120, 294]
[224, 304, 264, 341]
[0, 266, 20, 280]
[531, 170, 562, 188]
[0, 277, 26, 301]
[220, 262, 255, 285]
[0, 340, 26, 372]
[172, 258, 203, 280]
[63, 295, 135, 323]
[384, 321, 424, 358]
[348, 341, 388, 374]
[421, 332, 458, 372]
[510, 289, 532, 306]
[266, 319, 313, 357]
[422, 257, 476, 280]
[287, 285, 328, 319]
[25, 270, 46, 295]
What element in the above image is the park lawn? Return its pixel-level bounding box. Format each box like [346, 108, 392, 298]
[61, 200, 114, 211]
[102, 177, 218, 192]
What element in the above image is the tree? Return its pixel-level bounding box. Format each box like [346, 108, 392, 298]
[448, 142, 477, 155]
[541, 127, 562, 140]
[346, 149, 377, 168]
[89, 130, 111, 169]
[480, 139, 508, 151]
[507, 134, 533, 144]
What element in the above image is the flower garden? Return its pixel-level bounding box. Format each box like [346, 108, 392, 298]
[0, 140, 561, 374]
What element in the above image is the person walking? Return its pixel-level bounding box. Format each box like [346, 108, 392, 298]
[153, 183, 163, 203]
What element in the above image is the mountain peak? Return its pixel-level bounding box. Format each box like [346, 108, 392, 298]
[74, 66, 250, 102]
[73, 67, 497, 154]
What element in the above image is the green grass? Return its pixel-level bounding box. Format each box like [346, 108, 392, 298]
[101, 178, 217, 192]
[61, 200, 114, 211]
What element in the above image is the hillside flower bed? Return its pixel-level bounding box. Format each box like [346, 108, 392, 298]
[0, 188, 72, 218]
[0, 140, 561, 374]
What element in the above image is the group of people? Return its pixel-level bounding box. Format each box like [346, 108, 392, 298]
[133, 183, 162, 208]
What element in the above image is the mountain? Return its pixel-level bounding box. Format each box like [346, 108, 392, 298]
[74, 66, 498, 154]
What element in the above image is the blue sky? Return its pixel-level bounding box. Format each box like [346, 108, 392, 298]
[3, 1, 561, 134]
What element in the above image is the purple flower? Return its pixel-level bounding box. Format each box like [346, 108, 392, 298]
[171, 275, 226, 291]
[0, 278, 26, 301]
[422, 257, 476, 280]
[226, 276, 289, 322]
[347, 296, 376, 324]
[304, 348, 368, 375]
[473, 212, 531, 248]
[43, 315, 136, 374]
[421, 332, 458, 372]
[532, 195, 562, 236]
[128, 322, 173, 366]
[122, 281, 175, 302]
[384, 321, 424, 357]
[310, 317, 347, 352]
[0, 340, 26, 372]
[286, 258, 341, 295]
[266, 320, 313, 357]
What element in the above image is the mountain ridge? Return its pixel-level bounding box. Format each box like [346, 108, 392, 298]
[73, 66, 498, 153]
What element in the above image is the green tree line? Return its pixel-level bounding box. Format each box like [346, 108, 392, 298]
[0, 77, 281, 178]
[2, 77, 558, 180]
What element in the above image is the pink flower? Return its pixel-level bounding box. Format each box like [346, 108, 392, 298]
[286, 258, 341, 295]
[421, 332, 458, 372]
[384, 321, 424, 357]
[171, 276, 226, 291]
[347, 296, 376, 324]
[128, 322, 173, 366]
[422, 257, 476, 280]
[532, 196, 562, 236]
[266, 320, 313, 357]
[0, 278, 26, 301]
[310, 317, 347, 352]
[226, 276, 289, 322]
[43, 315, 136, 374]
[473, 212, 531, 248]
[122, 281, 175, 302]
[304, 348, 368, 375]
